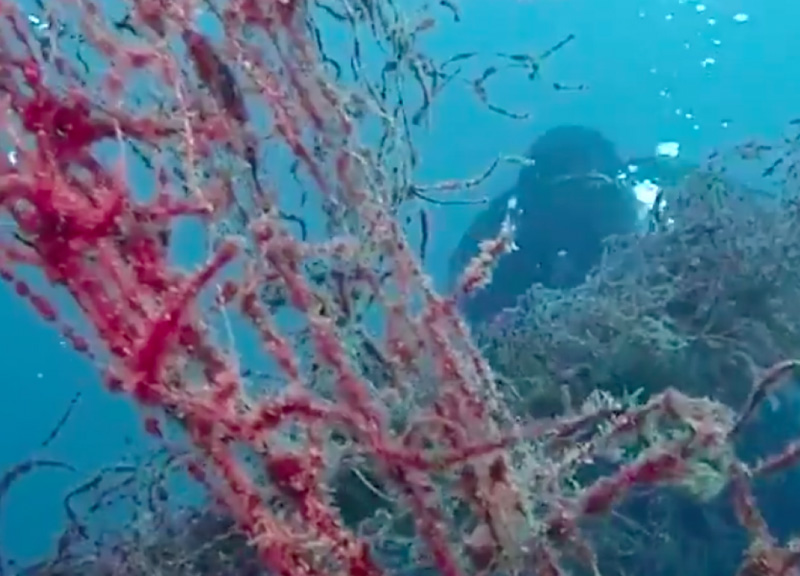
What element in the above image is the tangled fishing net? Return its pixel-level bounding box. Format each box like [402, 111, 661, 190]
[474, 148, 800, 575]
[480, 159, 800, 417]
[2, 0, 800, 576]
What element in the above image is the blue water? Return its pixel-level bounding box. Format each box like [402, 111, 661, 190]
[1, 0, 799, 566]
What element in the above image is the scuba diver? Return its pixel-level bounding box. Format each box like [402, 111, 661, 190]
[449, 125, 643, 325]
[448, 125, 771, 326]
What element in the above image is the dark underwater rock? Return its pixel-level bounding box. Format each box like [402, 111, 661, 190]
[449, 125, 641, 325]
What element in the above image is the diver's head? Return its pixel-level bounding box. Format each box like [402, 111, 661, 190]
[518, 125, 625, 187]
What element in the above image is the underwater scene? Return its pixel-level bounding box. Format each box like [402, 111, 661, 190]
[2, 0, 800, 575]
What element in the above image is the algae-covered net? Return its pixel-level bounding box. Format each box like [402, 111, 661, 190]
[479, 154, 800, 417]
[2, 0, 800, 576]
